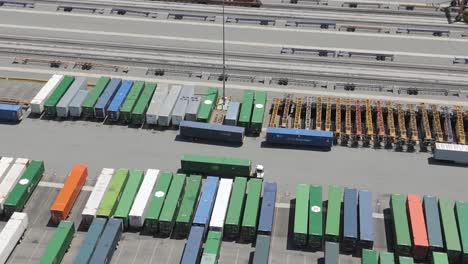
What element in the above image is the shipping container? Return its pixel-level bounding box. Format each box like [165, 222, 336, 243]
[325, 185, 343, 242]
[128, 169, 159, 228]
[120, 80, 144, 122]
[359, 190, 374, 249]
[325, 242, 339, 264]
[56, 77, 87, 118]
[3, 160, 44, 217]
[144, 171, 173, 233]
[433, 143, 468, 164]
[94, 78, 121, 119]
[50, 164, 88, 223]
[39, 220, 75, 264]
[0, 157, 14, 183]
[107, 80, 133, 121]
[407, 194, 429, 259]
[224, 177, 247, 240]
[362, 249, 378, 264]
[113, 169, 144, 229]
[179, 121, 245, 144]
[253, 234, 271, 264]
[0, 158, 29, 214]
[196, 87, 218, 122]
[308, 185, 323, 249]
[455, 201, 468, 263]
[257, 182, 277, 236]
[202, 230, 222, 261]
[379, 252, 395, 264]
[294, 184, 309, 247]
[69, 90, 89, 118]
[81, 168, 114, 226]
[224, 101, 240, 126]
[130, 82, 156, 125]
[0, 212, 28, 264]
[423, 195, 444, 251]
[185, 96, 201, 121]
[209, 178, 233, 232]
[266, 128, 334, 148]
[200, 254, 217, 264]
[0, 104, 22, 122]
[74, 217, 107, 264]
[439, 198, 461, 261]
[391, 194, 412, 256]
[30, 74, 64, 114]
[172, 85, 195, 126]
[44, 75, 75, 116]
[158, 84, 182, 126]
[241, 178, 263, 241]
[82, 77, 111, 118]
[96, 168, 129, 218]
[175, 175, 202, 237]
[251, 91, 267, 135]
[193, 176, 219, 229]
[146, 83, 169, 125]
[399, 256, 414, 264]
[159, 173, 186, 236]
[432, 252, 449, 264]
[181, 154, 251, 178]
[238, 90, 254, 128]
[180, 226, 204, 264]
[342, 188, 358, 252]
[89, 218, 123, 264]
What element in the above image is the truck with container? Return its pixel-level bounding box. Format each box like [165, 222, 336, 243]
[130, 82, 156, 125]
[179, 121, 245, 144]
[120, 80, 145, 123]
[158, 84, 182, 126]
[82, 77, 110, 118]
[0, 104, 23, 122]
[69, 90, 89, 118]
[89, 218, 123, 264]
[93, 78, 121, 119]
[43, 75, 75, 116]
[146, 83, 169, 125]
[171, 85, 194, 126]
[56, 77, 87, 118]
[266, 128, 333, 148]
[30, 74, 63, 115]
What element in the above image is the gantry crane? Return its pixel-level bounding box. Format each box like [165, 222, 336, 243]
[396, 104, 407, 151]
[431, 105, 444, 143]
[281, 95, 292, 128]
[335, 98, 342, 144]
[325, 98, 332, 132]
[305, 97, 312, 130]
[269, 98, 280, 128]
[315, 97, 322, 130]
[442, 106, 454, 143]
[451, 0, 468, 22]
[420, 103, 432, 151]
[364, 99, 374, 147]
[408, 104, 419, 152]
[455, 106, 466, 144]
[376, 101, 385, 148]
[294, 97, 303, 129]
[386, 102, 396, 149]
[352, 100, 362, 147]
[343, 98, 352, 146]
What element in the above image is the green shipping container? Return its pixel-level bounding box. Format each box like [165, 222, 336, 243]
[456, 201, 468, 263]
[196, 87, 218, 122]
[39, 220, 75, 264]
[294, 184, 309, 247]
[250, 91, 267, 135]
[120, 80, 145, 122]
[144, 171, 173, 233]
[238, 90, 254, 128]
[113, 169, 144, 228]
[3, 160, 45, 217]
[379, 252, 395, 264]
[399, 256, 414, 264]
[175, 175, 202, 237]
[96, 168, 129, 218]
[181, 154, 251, 178]
[308, 185, 323, 249]
[439, 198, 461, 261]
[82, 77, 110, 117]
[432, 252, 449, 264]
[325, 185, 343, 242]
[159, 174, 186, 236]
[44, 75, 75, 116]
[224, 177, 247, 239]
[390, 194, 411, 256]
[203, 231, 222, 257]
[362, 249, 378, 264]
[240, 178, 263, 241]
[131, 82, 156, 125]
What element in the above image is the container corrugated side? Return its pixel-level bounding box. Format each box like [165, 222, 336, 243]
[0, 104, 22, 121]
[175, 175, 202, 237]
[293, 184, 309, 247]
[308, 185, 323, 249]
[0, 158, 29, 214]
[69, 90, 89, 117]
[89, 218, 123, 264]
[266, 128, 333, 148]
[113, 169, 144, 229]
[224, 102, 240, 126]
[325, 185, 343, 242]
[56, 77, 87, 118]
[257, 182, 277, 235]
[224, 177, 247, 240]
[172, 85, 194, 126]
[434, 143, 468, 164]
[128, 169, 159, 228]
[185, 96, 201, 121]
[30, 74, 63, 114]
[240, 178, 263, 242]
[81, 169, 114, 226]
[0, 157, 14, 184]
[0, 212, 28, 264]
[193, 176, 219, 228]
[159, 173, 186, 236]
[143, 171, 173, 233]
[423, 195, 444, 251]
[158, 84, 182, 126]
[342, 188, 358, 252]
[146, 83, 169, 125]
[180, 154, 251, 178]
[74, 217, 107, 264]
[93, 78, 121, 119]
[130, 82, 156, 125]
[44, 75, 75, 116]
[82, 77, 110, 117]
[209, 178, 233, 232]
[358, 190, 374, 249]
[179, 121, 245, 144]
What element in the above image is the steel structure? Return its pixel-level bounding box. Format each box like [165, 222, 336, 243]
[281, 95, 292, 128]
[386, 102, 396, 149]
[305, 97, 312, 130]
[455, 106, 466, 145]
[315, 97, 322, 131]
[294, 97, 303, 129]
[325, 97, 332, 132]
[269, 98, 280, 128]
[431, 105, 444, 143]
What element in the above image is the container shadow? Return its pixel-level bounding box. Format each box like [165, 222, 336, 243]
[248, 251, 255, 264]
[0, 120, 21, 125]
[427, 157, 468, 168]
[25, 112, 42, 120]
[260, 141, 331, 152]
[286, 199, 297, 251]
[77, 220, 90, 232]
[174, 135, 243, 148]
[46, 218, 60, 228]
[383, 208, 395, 252]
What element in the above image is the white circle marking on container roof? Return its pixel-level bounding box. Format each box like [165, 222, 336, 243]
[204, 100, 213, 105]
[255, 104, 264, 108]
[311, 206, 321, 213]
[19, 179, 29, 185]
[155, 191, 165, 197]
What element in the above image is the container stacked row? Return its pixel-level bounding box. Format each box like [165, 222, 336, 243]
[361, 249, 450, 264]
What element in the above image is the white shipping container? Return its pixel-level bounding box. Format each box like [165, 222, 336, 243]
[81, 168, 114, 225]
[30, 74, 64, 114]
[0, 158, 29, 213]
[0, 212, 28, 264]
[224, 102, 241, 126]
[209, 178, 233, 231]
[171, 86, 195, 126]
[69, 90, 89, 117]
[129, 169, 160, 228]
[56, 77, 87, 118]
[434, 142, 468, 164]
[185, 96, 201, 121]
[0, 157, 14, 184]
[146, 84, 169, 125]
[158, 85, 182, 127]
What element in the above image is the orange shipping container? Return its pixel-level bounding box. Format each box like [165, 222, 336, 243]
[50, 164, 88, 223]
[407, 194, 429, 259]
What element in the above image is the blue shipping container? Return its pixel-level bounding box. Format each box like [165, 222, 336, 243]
[179, 121, 245, 144]
[0, 103, 22, 122]
[94, 78, 121, 119]
[343, 188, 358, 251]
[107, 80, 133, 121]
[192, 176, 219, 228]
[89, 218, 123, 264]
[180, 226, 204, 264]
[265, 128, 333, 148]
[74, 218, 107, 264]
[358, 190, 374, 249]
[423, 195, 444, 251]
[258, 182, 277, 235]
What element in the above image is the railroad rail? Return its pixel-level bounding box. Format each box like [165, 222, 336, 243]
[316, 97, 323, 130]
[294, 97, 303, 129]
[431, 104, 444, 142]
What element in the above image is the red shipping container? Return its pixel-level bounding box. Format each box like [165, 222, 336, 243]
[407, 194, 429, 259]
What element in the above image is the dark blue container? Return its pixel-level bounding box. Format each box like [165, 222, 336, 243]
[0, 103, 22, 122]
[180, 226, 204, 264]
[192, 176, 219, 229]
[358, 190, 374, 249]
[89, 218, 123, 264]
[265, 128, 333, 148]
[107, 80, 133, 121]
[257, 182, 277, 235]
[343, 188, 358, 252]
[179, 121, 245, 144]
[94, 78, 121, 119]
[74, 218, 107, 264]
[423, 195, 444, 251]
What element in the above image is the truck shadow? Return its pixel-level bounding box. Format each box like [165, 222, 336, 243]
[174, 135, 243, 148]
[427, 157, 468, 168]
[260, 142, 331, 152]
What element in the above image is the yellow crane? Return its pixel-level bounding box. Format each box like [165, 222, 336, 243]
[431, 105, 444, 142]
[281, 95, 292, 128]
[365, 99, 374, 136]
[408, 104, 419, 142]
[345, 98, 352, 136]
[325, 98, 332, 132]
[269, 98, 280, 128]
[315, 97, 322, 130]
[376, 101, 385, 138]
[294, 97, 303, 129]
[335, 98, 342, 136]
[455, 106, 466, 144]
[397, 104, 407, 141]
[305, 97, 312, 130]
[421, 103, 432, 141]
[386, 102, 396, 138]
